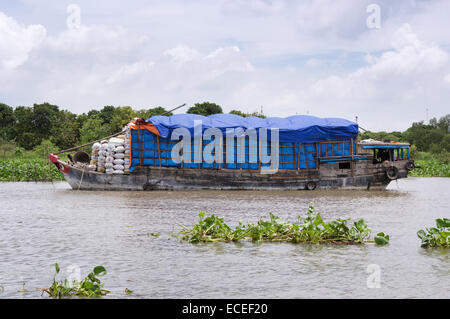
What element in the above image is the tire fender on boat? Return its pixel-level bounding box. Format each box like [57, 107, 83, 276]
[305, 181, 317, 190]
[385, 166, 399, 180]
[405, 160, 415, 171]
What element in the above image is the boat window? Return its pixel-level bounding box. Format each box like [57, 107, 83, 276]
[373, 149, 391, 163]
[339, 162, 351, 169]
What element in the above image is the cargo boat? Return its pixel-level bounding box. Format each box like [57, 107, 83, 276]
[49, 114, 415, 191]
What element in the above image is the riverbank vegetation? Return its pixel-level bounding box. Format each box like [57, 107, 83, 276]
[417, 218, 450, 248]
[0, 139, 65, 181]
[177, 205, 389, 245]
[408, 152, 450, 177]
[0, 158, 64, 182]
[42, 264, 110, 298]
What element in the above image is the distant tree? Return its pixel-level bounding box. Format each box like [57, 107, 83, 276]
[86, 109, 100, 119]
[79, 117, 114, 144]
[403, 121, 445, 152]
[110, 106, 136, 132]
[13, 106, 35, 149]
[359, 130, 405, 142]
[436, 114, 450, 132]
[135, 106, 172, 119]
[187, 102, 223, 116]
[50, 110, 81, 150]
[98, 105, 116, 124]
[229, 109, 266, 118]
[31, 103, 60, 139]
[0, 103, 15, 140]
[12, 102, 61, 149]
[441, 134, 450, 152]
[76, 113, 89, 130]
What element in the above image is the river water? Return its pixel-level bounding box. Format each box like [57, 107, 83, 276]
[0, 177, 448, 299]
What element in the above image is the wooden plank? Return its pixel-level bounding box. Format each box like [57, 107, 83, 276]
[223, 136, 227, 170]
[350, 138, 354, 176]
[315, 143, 319, 170]
[156, 135, 161, 167]
[293, 142, 297, 170]
[137, 124, 142, 167]
[166, 138, 169, 167]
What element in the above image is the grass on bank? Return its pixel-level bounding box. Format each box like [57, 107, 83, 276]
[177, 205, 390, 245]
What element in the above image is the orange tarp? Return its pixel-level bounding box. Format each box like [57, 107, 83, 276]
[127, 118, 161, 136]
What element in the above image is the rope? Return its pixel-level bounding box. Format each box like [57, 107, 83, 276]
[358, 126, 369, 132]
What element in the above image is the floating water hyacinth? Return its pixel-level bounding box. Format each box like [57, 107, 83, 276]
[417, 218, 450, 248]
[177, 205, 389, 245]
[42, 264, 110, 298]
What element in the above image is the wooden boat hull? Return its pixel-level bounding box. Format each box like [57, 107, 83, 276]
[55, 158, 409, 191]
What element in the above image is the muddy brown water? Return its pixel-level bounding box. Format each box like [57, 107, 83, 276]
[0, 177, 448, 298]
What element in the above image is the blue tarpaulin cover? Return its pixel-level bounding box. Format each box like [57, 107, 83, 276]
[147, 113, 358, 143]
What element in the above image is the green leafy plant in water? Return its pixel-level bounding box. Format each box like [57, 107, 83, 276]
[374, 232, 390, 245]
[178, 212, 248, 243]
[17, 282, 29, 293]
[43, 264, 110, 298]
[177, 205, 388, 245]
[417, 218, 450, 248]
[125, 288, 133, 295]
[147, 232, 160, 237]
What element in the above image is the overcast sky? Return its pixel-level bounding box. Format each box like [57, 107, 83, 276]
[1, 0, 449, 131]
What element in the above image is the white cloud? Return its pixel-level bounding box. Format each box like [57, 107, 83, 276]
[223, 22, 450, 131]
[1, 1, 450, 131]
[304, 58, 323, 68]
[0, 10, 257, 113]
[443, 74, 450, 86]
[164, 45, 201, 64]
[0, 12, 46, 69]
[105, 61, 155, 85]
[282, 23, 450, 129]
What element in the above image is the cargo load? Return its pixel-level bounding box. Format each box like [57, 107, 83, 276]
[126, 114, 359, 172]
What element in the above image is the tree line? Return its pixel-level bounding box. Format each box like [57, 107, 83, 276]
[0, 100, 448, 161]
